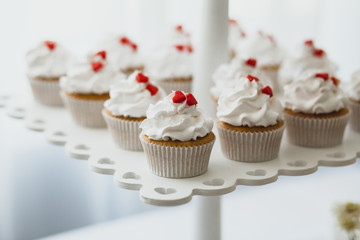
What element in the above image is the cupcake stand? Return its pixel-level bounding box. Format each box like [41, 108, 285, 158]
[1, 1, 360, 239]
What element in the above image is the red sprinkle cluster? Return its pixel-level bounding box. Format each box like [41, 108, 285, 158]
[261, 86, 273, 98]
[304, 40, 326, 58]
[119, 37, 138, 51]
[247, 75, 259, 82]
[245, 58, 257, 68]
[91, 62, 103, 72]
[135, 73, 158, 96]
[95, 50, 106, 60]
[44, 41, 56, 51]
[172, 90, 198, 106]
[304, 40, 314, 46]
[315, 72, 339, 86]
[174, 44, 193, 53]
[176, 25, 183, 32]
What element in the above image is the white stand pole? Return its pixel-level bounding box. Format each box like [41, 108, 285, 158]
[196, 196, 222, 240]
[194, 0, 229, 116]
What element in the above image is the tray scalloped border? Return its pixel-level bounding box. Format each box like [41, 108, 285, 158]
[1, 94, 359, 206]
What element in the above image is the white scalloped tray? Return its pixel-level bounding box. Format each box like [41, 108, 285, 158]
[2, 95, 359, 206]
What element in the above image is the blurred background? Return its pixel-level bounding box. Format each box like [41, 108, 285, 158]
[0, 0, 359, 239]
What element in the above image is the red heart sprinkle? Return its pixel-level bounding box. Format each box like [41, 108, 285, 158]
[186, 93, 198, 106]
[261, 86, 273, 98]
[313, 48, 325, 57]
[187, 45, 193, 53]
[304, 40, 313, 46]
[176, 25, 183, 31]
[245, 58, 257, 68]
[44, 41, 56, 50]
[331, 76, 339, 86]
[315, 73, 329, 80]
[247, 75, 259, 82]
[175, 45, 184, 51]
[136, 72, 149, 83]
[229, 19, 237, 24]
[172, 90, 186, 103]
[91, 62, 103, 72]
[120, 37, 130, 44]
[96, 50, 106, 60]
[146, 83, 159, 96]
[130, 43, 137, 51]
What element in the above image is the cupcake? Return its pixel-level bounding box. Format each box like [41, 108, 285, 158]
[283, 70, 349, 147]
[210, 57, 273, 104]
[103, 71, 165, 151]
[235, 31, 283, 93]
[145, 43, 193, 94]
[348, 70, 360, 132]
[228, 19, 246, 59]
[60, 51, 124, 128]
[279, 40, 338, 86]
[216, 75, 284, 162]
[26, 40, 73, 106]
[139, 91, 215, 178]
[97, 35, 143, 75]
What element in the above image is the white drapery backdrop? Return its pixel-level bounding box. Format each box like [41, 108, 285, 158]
[1, 0, 360, 239]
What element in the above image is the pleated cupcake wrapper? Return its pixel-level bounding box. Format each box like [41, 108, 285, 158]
[29, 77, 63, 106]
[284, 111, 350, 148]
[157, 80, 192, 94]
[349, 100, 360, 132]
[102, 110, 143, 151]
[61, 92, 106, 128]
[217, 123, 285, 162]
[140, 136, 215, 178]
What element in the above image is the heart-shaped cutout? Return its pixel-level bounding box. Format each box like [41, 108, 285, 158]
[75, 144, 90, 150]
[326, 152, 346, 159]
[203, 179, 224, 186]
[154, 187, 176, 195]
[287, 160, 307, 167]
[246, 169, 267, 176]
[123, 172, 141, 180]
[53, 131, 66, 137]
[98, 158, 115, 165]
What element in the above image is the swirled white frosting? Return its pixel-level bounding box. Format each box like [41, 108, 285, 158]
[104, 71, 165, 118]
[279, 42, 338, 85]
[228, 20, 245, 51]
[217, 77, 283, 127]
[349, 70, 360, 101]
[97, 35, 143, 71]
[145, 45, 193, 82]
[235, 32, 283, 67]
[26, 41, 73, 78]
[140, 91, 213, 141]
[284, 70, 347, 114]
[60, 60, 124, 94]
[210, 57, 273, 99]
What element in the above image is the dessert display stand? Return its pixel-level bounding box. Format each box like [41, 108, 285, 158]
[1, 1, 359, 239]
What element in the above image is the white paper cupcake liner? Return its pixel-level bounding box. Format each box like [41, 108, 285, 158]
[29, 77, 63, 106]
[284, 111, 350, 148]
[61, 92, 106, 128]
[217, 123, 285, 162]
[102, 110, 143, 151]
[157, 80, 192, 94]
[140, 135, 215, 178]
[348, 100, 360, 132]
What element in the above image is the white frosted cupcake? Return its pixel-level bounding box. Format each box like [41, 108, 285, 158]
[235, 31, 283, 93]
[140, 91, 215, 178]
[145, 44, 193, 94]
[216, 75, 284, 162]
[26, 41, 73, 106]
[60, 51, 124, 128]
[279, 40, 338, 86]
[97, 35, 143, 75]
[284, 70, 349, 147]
[103, 71, 165, 151]
[228, 19, 246, 59]
[348, 70, 360, 132]
[210, 57, 273, 104]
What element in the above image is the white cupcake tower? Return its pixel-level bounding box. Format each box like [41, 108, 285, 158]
[1, 1, 360, 239]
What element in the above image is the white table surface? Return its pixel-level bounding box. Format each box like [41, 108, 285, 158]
[42, 161, 360, 240]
